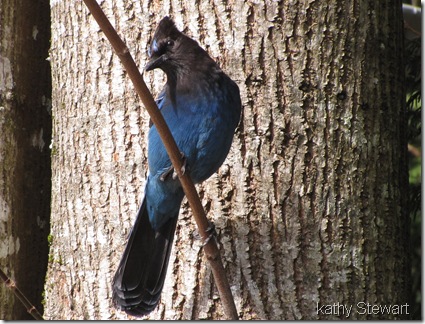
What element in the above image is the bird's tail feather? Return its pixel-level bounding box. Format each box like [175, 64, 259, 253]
[112, 197, 178, 316]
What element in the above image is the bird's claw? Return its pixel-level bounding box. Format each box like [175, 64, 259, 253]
[159, 152, 187, 181]
[194, 221, 216, 247]
[202, 222, 216, 246]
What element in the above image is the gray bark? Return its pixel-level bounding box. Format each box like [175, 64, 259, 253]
[45, 0, 409, 320]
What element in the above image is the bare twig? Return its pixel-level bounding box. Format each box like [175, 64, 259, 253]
[81, 0, 238, 320]
[0, 268, 44, 320]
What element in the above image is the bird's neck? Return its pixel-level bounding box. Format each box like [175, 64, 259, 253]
[167, 61, 221, 92]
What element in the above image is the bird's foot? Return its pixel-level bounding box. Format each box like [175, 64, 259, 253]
[193, 221, 217, 246]
[202, 222, 217, 246]
[159, 152, 187, 181]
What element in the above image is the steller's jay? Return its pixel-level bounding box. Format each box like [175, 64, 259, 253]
[112, 17, 241, 316]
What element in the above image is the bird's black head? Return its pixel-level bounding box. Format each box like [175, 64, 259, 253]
[145, 17, 180, 72]
[145, 17, 210, 78]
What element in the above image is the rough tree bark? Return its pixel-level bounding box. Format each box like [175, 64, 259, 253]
[0, 0, 51, 320]
[44, 0, 410, 320]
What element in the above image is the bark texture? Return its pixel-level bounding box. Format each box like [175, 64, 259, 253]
[0, 0, 51, 320]
[45, 0, 409, 320]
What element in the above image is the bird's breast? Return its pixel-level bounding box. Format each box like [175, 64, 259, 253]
[148, 89, 237, 183]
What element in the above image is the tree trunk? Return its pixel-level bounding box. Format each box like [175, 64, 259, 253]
[44, 0, 410, 320]
[0, 0, 51, 320]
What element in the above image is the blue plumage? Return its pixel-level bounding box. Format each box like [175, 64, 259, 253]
[112, 16, 241, 316]
[147, 72, 240, 229]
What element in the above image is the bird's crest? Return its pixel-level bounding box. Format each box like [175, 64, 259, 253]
[154, 16, 180, 40]
[149, 17, 181, 57]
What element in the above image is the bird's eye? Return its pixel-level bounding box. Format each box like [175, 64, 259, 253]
[166, 39, 174, 47]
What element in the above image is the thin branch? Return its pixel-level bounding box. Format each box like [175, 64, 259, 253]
[0, 268, 44, 320]
[81, 0, 238, 320]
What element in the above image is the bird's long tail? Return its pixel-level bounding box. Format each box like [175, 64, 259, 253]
[112, 197, 178, 317]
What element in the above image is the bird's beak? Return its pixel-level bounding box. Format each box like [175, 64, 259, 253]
[145, 54, 167, 72]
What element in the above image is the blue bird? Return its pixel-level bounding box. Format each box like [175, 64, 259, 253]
[112, 17, 241, 316]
